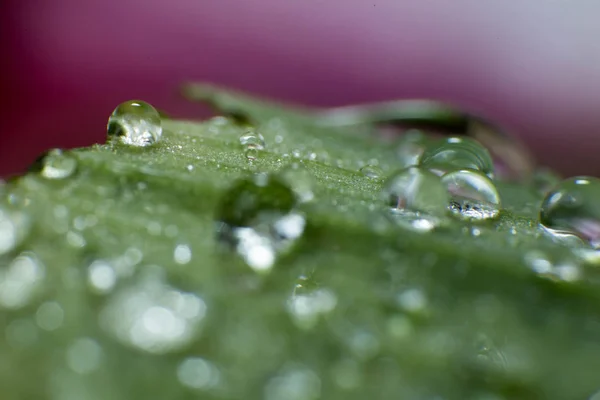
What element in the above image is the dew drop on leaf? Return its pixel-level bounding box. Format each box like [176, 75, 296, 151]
[239, 130, 266, 150]
[382, 167, 448, 217]
[359, 164, 383, 180]
[540, 176, 600, 249]
[441, 169, 501, 220]
[420, 137, 494, 178]
[0, 252, 45, 310]
[107, 100, 162, 147]
[29, 149, 77, 179]
[216, 174, 306, 273]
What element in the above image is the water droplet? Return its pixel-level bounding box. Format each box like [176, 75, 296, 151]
[420, 137, 494, 178]
[264, 365, 321, 400]
[441, 169, 501, 220]
[174, 244, 192, 265]
[35, 301, 65, 331]
[216, 174, 305, 273]
[66, 338, 103, 374]
[0, 252, 45, 309]
[0, 208, 29, 255]
[107, 100, 162, 146]
[177, 357, 220, 390]
[397, 288, 428, 313]
[99, 275, 207, 354]
[359, 164, 383, 179]
[540, 176, 600, 248]
[239, 130, 266, 150]
[244, 148, 260, 162]
[382, 167, 449, 217]
[30, 149, 77, 179]
[395, 129, 427, 168]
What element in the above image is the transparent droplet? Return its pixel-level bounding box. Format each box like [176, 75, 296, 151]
[441, 169, 501, 220]
[419, 137, 494, 178]
[382, 167, 449, 217]
[245, 148, 260, 162]
[0, 208, 30, 255]
[177, 357, 220, 390]
[239, 130, 266, 150]
[174, 244, 192, 265]
[87, 260, 117, 294]
[540, 176, 600, 248]
[30, 149, 77, 179]
[395, 129, 427, 168]
[107, 100, 162, 146]
[0, 253, 45, 309]
[359, 164, 383, 180]
[216, 174, 305, 273]
[99, 275, 207, 354]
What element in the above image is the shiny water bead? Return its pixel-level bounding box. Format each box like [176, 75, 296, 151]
[107, 100, 162, 146]
[239, 130, 266, 150]
[359, 164, 383, 179]
[382, 167, 449, 217]
[0, 208, 30, 255]
[29, 149, 77, 179]
[419, 137, 494, 178]
[441, 169, 501, 220]
[540, 176, 600, 248]
[216, 174, 305, 273]
[395, 129, 427, 168]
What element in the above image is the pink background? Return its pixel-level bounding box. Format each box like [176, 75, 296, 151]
[2, 0, 600, 177]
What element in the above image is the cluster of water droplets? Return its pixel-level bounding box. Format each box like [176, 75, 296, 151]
[380, 135, 502, 228]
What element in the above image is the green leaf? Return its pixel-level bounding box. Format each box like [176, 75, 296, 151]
[1, 84, 599, 400]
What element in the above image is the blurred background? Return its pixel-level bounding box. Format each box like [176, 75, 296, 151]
[1, 0, 600, 177]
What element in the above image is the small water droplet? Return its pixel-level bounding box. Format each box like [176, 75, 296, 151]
[186, 164, 194, 172]
[287, 287, 337, 330]
[420, 137, 494, 178]
[397, 288, 428, 313]
[382, 167, 449, 217]
[239, 130, 266, 150]
[177, 357, 220, 390]
[359, 164, 383, 179]
[99, 275, 207, 354]
[30, 149, 77, 179]
[441, 169, 501, 220]
[107, 100, 162, 146]
[540, 176, 600, 248]
[0, 252, 45, 309]
[216, 174, 305, 273]
[66, 337, 103, 375]
[244, 148, 260, 162]
[0, 208, 30, 255]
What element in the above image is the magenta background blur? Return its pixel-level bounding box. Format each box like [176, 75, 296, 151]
[2, 0, 600, 177]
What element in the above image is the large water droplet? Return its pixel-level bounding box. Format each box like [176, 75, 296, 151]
[441, 169, 501, 220]
[99, 274, 207, 354]
[419, 137, 494, 178]
[540, 176, 600, 248]
[0, 252, 45, 309]
[395, 129, 427, 168]
[382, 167, 448, 217]
[30, 149, 77, 179]
[0, 208, 29, 255]
[216, 174, 306, 273]
[107, 100, 162, 146]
